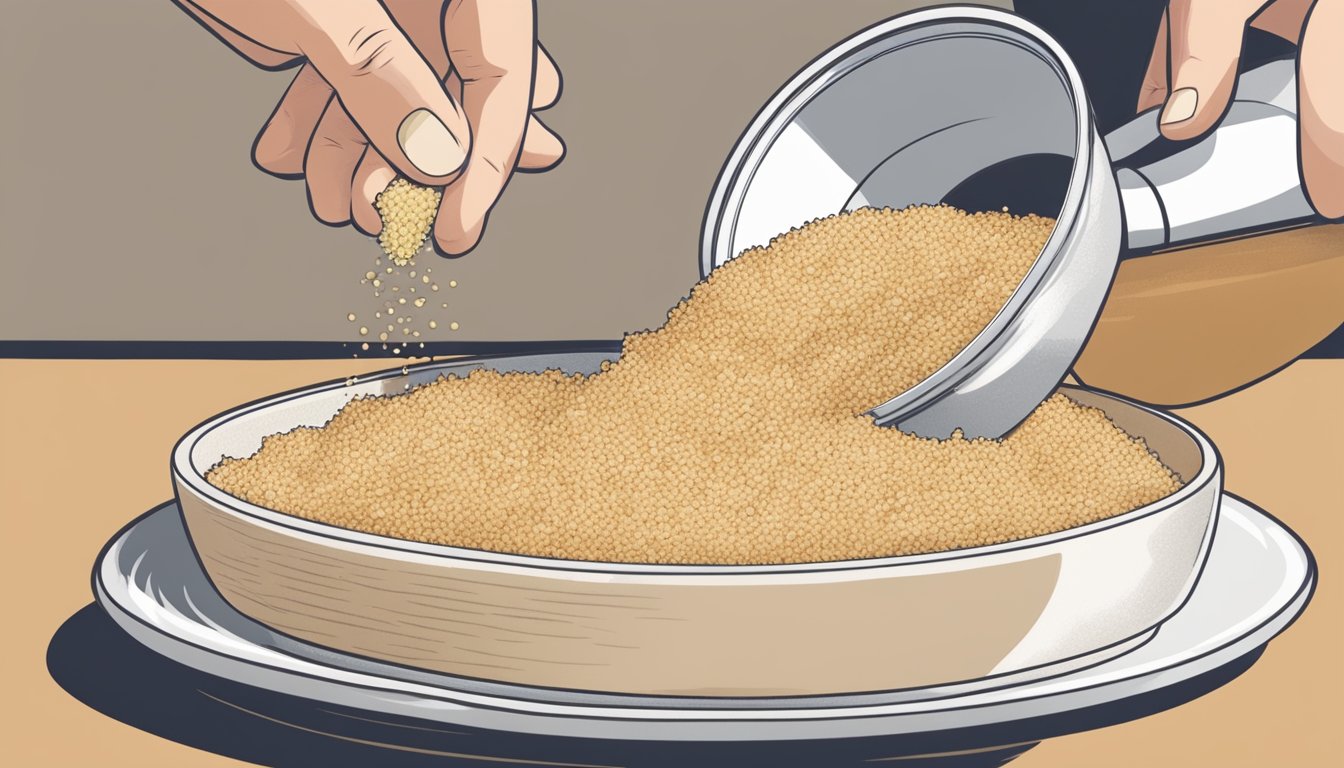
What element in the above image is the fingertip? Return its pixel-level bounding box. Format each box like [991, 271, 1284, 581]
[310, 203, 352, 228]
[1158, 87, 1219, 141]
[517, 123, 566, 173]
[351, 210, 381, 237]
[253, 66, 333, 179]
[352, 163, 396, 236]
[307, 177, 353, 227]
[253, 132, 306, 179]
[432, 233, 478, 258]
[1312, 200, 1344, 222]
[432, 220, 484, 258]
[431, 239, 469, 258]
[1159, 115, 1217, 142]
[1136, 87, 1168, 115]
[533, 43, 563, 110]
[351, 189, 383, 235]
[396, 109, 470, 181]
[312, 206, 352, 227]
[1303, 162, 1344, 221]
[1160, 3, 1243, 142]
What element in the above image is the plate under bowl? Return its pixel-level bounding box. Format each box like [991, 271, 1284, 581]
[171, 352, 1219, 697]
[95, 494, 1312, 747]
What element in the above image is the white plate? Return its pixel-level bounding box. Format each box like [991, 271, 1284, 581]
[94, 494, 1313, 743]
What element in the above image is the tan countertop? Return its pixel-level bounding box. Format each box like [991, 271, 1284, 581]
[1, 358, 1339, 766]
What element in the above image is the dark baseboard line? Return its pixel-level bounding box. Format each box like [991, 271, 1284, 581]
[0, 326, 1339, 360]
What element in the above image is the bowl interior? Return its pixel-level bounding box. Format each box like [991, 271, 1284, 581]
[181, 354, 1211, 574]
[703, 10, 1082, 274]
[192, 352, 613, 468]
[1061, 388, 1202, 484]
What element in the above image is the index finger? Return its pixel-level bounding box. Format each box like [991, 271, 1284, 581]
[1138, 10, 1170, 113]
[171, 0, 300, 69]
[434, 0, 536, 256]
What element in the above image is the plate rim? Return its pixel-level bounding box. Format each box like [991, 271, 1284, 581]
[92, 493, 1315, 735]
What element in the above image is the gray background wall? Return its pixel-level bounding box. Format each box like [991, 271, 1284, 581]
[0, 0, 1006, 344]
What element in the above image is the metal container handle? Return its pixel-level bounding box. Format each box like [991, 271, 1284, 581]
[1104, 57, 1320, 254]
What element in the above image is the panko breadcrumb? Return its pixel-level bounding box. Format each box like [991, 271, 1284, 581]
[209, 206, 1183, 565]
[375, 179, 441, 265]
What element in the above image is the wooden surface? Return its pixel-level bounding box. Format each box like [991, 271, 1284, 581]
[1, 358, 1340, 766]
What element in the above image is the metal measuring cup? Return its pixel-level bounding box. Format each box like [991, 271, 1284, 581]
[700, 6, 1322, 439]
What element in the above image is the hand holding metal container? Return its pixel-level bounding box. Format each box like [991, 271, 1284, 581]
[702, 6, 1324, 439]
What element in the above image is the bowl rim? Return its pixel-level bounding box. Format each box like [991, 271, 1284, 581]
[697, 5, 1096, 429]
[172, 354, 1220, 577]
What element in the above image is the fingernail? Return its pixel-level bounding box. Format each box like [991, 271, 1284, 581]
[1160, 88, 1198, 125]
[397, 109, 465, 176]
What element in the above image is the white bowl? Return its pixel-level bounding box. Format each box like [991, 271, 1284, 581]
[172, 352, 1220, 697]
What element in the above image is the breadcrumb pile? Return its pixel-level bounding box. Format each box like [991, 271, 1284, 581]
[210, 206, 1183, 565]
[375, 179, 441, 265]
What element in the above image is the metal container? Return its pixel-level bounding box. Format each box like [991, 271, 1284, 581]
[173, 352, 1219, 698]
[701, 6, 1320, 438]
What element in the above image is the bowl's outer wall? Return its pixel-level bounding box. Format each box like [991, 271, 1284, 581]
[179, 487, 1066, 695]
[172, 354, 1218, 697]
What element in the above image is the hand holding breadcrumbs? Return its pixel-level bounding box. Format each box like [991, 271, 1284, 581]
[173, 0, 564, 255]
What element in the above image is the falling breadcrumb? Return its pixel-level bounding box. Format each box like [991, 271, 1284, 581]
[353, 179, 455, 346]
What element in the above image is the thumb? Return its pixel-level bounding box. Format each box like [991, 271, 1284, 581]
[1299, 0, 1344, 220]
[293, 1, 470, 184]
[1159, 0, 1261, 141]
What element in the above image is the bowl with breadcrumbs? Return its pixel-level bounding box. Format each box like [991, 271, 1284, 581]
[173, 207, 1219, 698]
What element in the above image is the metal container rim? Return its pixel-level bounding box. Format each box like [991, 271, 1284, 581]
[697, 6, 1096, 428]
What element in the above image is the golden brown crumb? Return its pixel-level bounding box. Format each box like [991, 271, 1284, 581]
[209, 206, 1182, 565]
[358, 181, 449, 345]
[375, 179, 441, 266]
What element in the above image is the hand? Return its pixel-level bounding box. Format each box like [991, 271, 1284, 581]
[173, 0, 564, 255]
[1138, 0, 1343, 219]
